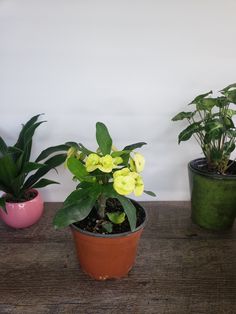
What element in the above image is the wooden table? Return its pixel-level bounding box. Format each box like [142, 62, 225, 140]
[0, 202, 235, 314]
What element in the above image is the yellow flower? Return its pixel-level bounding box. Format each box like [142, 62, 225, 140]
[86, 153, 123, 174]
[134, 174, 144, 196]
[113, 168, 144, 196]
[113, 173, 135, 195]
[133, 153, 145, 173]
[113, 167, 130, 178]
[98, 155, 114, 173]
[113, 168, 135, 196]
[85, 153, 100, 172]
[129, 157, 136, 172]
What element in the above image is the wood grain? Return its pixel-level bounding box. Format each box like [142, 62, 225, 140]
[0, 202, 235, 314]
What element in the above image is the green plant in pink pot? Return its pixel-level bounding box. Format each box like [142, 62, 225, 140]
[0, 114, 72, 228]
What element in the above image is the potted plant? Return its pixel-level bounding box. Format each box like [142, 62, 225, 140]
[172, 83, 236, 231]
[0, 114, 72, 229]
[53, 122, 155, 280]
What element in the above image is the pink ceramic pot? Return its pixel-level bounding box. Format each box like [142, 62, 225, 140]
[0, 190, 44, 229]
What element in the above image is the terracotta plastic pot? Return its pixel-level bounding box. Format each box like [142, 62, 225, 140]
[71, 201, 146, 280]
[188, 158, 236, 231]
[0, 189, 44, 229]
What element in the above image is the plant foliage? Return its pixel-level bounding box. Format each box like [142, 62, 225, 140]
[0, 114, 71, 211]
[53, 122, 155, 233]
[172, 84, 236, 174]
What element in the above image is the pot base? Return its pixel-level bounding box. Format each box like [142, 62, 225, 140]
[71, 201, 146, 280]
[189, 158, 236, 231]
[72, 227, 144, 280]
[0, 190, 44, 229]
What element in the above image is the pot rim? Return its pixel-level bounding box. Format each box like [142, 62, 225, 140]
[188, 158, 236, 180]
[4, 189, 40, 205]
[70, 199, 147, 238]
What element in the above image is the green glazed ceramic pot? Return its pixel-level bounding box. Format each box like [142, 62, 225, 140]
[188, 158, 236, 231]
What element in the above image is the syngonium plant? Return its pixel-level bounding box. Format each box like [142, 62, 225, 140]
[172, 83, 236, 174]
[53, 122, 155, 233]
[0, 114, 73, 211]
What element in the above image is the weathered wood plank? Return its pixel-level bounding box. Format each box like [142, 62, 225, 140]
[0, 202, 235, 314]
[0, 239, 235, 307]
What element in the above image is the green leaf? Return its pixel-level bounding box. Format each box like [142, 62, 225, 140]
[76, 181, 94, 190]
[67, 157, 94, 182]
[65, 141, 79, 148]
[53, 198, 94, 229]
[23, 153, 67, 189]
[115, 196, 137, 232]
[178, 123, 202, 143]
[22, 162, 45, 173]
[101, 183, 117, 198]
[196, 98, 217, 111]
[78, 143, 94, 156]
[204, 131, 223, 143]
[220, 83, 236, 93]
[144, 190, 156, 197]
[11, 173, 26, 196]
[223, 117, 234, 129]
[102, 221, 113, 233]
[223, 142, 235, 155]
[226, 90, 236, 104]
[0, 137, 8, 157]
[31, 178, 59, 189]
[220, 84, 236, 103]
[0, 154, 18, 189]
[53, 186, 101, 229]
[7, 146, 23, 156]
[0, 154, 24, 196]
[15, 151, 25, 173]
[205, 120, 223, 134]
[107, 211, 126, 224]
[14, 115, 45, 170]
[36, 144, 70, 162]
[227, 129, 236, 138]
[172, 111, 195, 121]
[0, 197, 7, 213]
[111, 150, 131, 157]
[14, 114, 43, 150]
[96, 122, 112, 155]
[189, 91, 212, 105]
[226, 109, 236, 118]
[123, 142, 147, 151]
[63, 185, 100, 206]
[215, 96, 229, 108]
[0, 182, 12, 194]
[23, 121, 46, 148]
[204, 124, 223, 142]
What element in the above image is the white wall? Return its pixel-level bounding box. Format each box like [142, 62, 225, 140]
[1, 0, 236, 201]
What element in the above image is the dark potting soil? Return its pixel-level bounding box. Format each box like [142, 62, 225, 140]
[193, 159, 236, 176]
[201, 164, 236, 175]
[5, 190, 37, 203]
[74, 198, 145, 235]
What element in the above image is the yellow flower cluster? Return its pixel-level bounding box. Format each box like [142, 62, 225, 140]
[85, 153, 123, 173]
[113, 153, 145, 196]
[113, 168, 144, 196]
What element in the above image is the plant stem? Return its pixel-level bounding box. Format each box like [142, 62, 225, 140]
[98, 194, 106, 219]
[189, 117, 203, 146]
